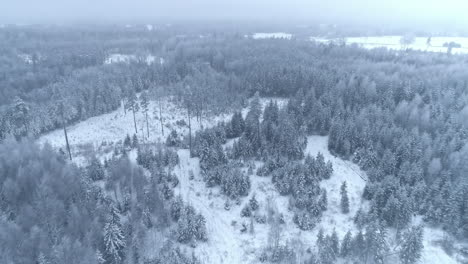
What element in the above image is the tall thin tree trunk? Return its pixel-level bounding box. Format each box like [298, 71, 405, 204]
[188, 107, 192, 154]
[145, 112, 149, 138]
[63, 120, 72, 161]
[159, 98, 164, 136]
[128, 168, 136, 264]
[24, 120, 29, 136]
[132, 106, 137, 134]
[200, 103, 204, 129]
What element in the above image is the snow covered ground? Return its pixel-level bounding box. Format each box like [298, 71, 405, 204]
[250, 32, 293, 40]
[38, 98, 231, 159]
[171, 135, 367, 263]
[38, 97, 285, 164]
[37, 97, 460, 264]
[310, 36, 468, 54]
[104, 53, 162, 65]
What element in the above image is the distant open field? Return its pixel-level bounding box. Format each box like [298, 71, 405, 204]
[311, 36, 468, 54]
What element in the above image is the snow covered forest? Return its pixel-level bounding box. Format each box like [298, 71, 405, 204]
[1, 21, 468, 264]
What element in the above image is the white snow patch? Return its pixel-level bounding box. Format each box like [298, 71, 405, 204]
[310, 36, 468, 54]
[38, 98, 230, 157]
[18, 54, 33, 64]
[104, 53, 159, 65]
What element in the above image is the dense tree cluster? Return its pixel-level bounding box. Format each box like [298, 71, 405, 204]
[267, 154, 333, 230]
[136, 144, 179, 171]
[203, 163, 251, 199]
[170, 196, 208, 244]
[232, 95, 307, 161]
[0, 136, 206, 264]
[313, 222, 423, 264]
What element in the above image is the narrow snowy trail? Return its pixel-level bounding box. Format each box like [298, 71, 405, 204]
[174, 150, 245, 264]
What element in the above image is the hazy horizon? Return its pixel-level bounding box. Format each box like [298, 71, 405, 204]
[2, 0, 468, 30]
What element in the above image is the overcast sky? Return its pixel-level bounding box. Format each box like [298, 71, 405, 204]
[1, 0, 468, 27]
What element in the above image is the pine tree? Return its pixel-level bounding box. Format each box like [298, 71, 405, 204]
[319, 236, 337, 264]
[241, 204, 252, 217]
[140, 91, 150, 138]
[125, 90, 140, 134]
[37, 252, 49, 264]
[319, 190, 328, 211]
[340, 231, 353, 257]
[87, 156, 105, 181]
[364, 222, 388, 264]
[330, 229, 339, 256]
[317, 228, 324, 247]
[132, 134, 139, 148]
[124, 134, 132, 149]
[229, 112, 245, 138]
[194, 213, 208, 241]
[11, 96, 30, 136]
[104, 206, 125, 263]
[96, 250, 105, 264]
[170, 196, 184, 221]
[249, 195, 259, 211]
[176, 207, 190, 243]
[352, 230, 365, 258]
[399, 225, 424, 264]
[341, 181, 350, 214]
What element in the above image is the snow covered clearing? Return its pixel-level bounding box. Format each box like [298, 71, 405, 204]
[166, 134, 367, 264]
[310, 36, 468, 54]
[38, 97, 285, 163]
[38, 98, 229, 158]
[37, 98, 458, 264]
[104, 53, 161, 65]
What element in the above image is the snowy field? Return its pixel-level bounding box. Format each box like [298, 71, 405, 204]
[37, 97, 460, 264]
[311, 36, 468, 54]
[104, 53, 163, 65]
[250, 32, 292, 40]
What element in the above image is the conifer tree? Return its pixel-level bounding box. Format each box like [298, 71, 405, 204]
[140, 91, 150, 138]
[87, 156, 105, 181]
[340, 231, 353, 257]
[317, 228, 324, 247]
[341, 181, 350, 214]
[399, 226, 424, 264]
[249, 195, 259, 211]
[125, 90, 140, 134]
[104, 206, 125, 263]
[330, 229, 339, 256]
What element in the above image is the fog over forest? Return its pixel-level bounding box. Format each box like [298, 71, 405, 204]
[1, 1, 468, 264]
[2, 0, 468, 29]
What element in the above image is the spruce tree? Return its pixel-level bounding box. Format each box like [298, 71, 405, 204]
[317, 228, 324, 247]
[319, 190, 328, 211]
[104, 206, 125, 263]
[125, 90, 140, 134]
[330, 229, 340, 256]
[249, 195, 259, 211]
[399, 226, 424, 264]
[140, 91, 150, 138]
[340, 231, 353, 257]
[341, 181, 350, 214]
[87, 156, 105, 181]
